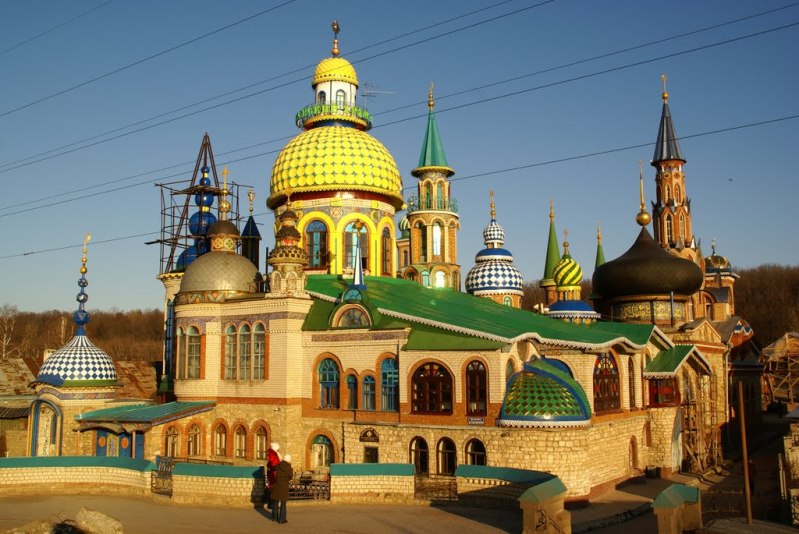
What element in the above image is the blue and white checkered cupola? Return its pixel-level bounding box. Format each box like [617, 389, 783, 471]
[36, 234, 118, 389]
[465, 192, 524, 298]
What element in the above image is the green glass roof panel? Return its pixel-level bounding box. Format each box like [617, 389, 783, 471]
[76, 401, 215, 425]
[644, 345, 694, 376]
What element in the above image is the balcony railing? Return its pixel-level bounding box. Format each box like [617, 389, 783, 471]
[295, 103, 372, 129]
[406, 194, 458, 214]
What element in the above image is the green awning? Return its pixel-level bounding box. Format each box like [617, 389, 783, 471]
[644, 345, 711, 378]
[75, 401, 215, 429]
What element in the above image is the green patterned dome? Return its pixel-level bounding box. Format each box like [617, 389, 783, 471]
[553, 252, 583, 288]
[498, 359, 590, 427]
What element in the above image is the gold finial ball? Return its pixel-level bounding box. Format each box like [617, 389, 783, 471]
[636, 211, 652, 226]
[662, 91, 669, 103]
[219, 199, 231, 213]
[80, 266, 87, 274]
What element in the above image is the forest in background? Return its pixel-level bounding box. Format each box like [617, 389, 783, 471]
[0, 265, 797, 364]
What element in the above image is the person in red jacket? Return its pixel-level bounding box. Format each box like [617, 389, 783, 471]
[265, 442, 281, 504]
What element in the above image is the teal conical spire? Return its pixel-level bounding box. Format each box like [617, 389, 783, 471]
[411, 84, 454, 177]
[541, 201, 560, 287]
[595, 223, 605, 269]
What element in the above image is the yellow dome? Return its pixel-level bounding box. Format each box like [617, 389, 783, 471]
[268, 126, 403, 209]
[313, 57, 358, 87]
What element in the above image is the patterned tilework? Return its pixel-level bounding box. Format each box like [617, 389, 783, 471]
[553, 254, 583, 287]
[313, 57, 358, 86]
[269, 126, 403, 208]
[37, 335, 117, 386]
[465, 255, 524, 294]
[482, 219, 505, 244]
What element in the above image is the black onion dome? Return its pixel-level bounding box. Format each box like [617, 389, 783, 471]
[592, 227, 702, 299]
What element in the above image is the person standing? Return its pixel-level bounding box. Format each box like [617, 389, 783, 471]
[265, 443, 281, 504]
[272, 453, 293, 524]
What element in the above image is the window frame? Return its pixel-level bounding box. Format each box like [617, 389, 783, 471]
[411, 362, 453, 415]
[318, 358, 340, 409]
[305, 220, 329, 269]
[466, 360, 487, 416]
[381, 358, 398, 412]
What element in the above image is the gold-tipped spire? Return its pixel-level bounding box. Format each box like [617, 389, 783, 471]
[428, 82, 435, 112]
[549, 199, 554, 222]
[331, 20, 340, 57]
[489, 190, 496, 220]
[80, 232, 91, 275]
[562, 228, 570, 254]
[219, 165, 231, 221]
[596, 222, 602, 243]
[636, 160, 651, 227]
[661, 73, 669, 103]
[247, 188, 255, 215]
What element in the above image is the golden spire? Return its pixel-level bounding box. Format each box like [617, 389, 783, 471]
[428, 82, 435, 112]
[562, 228, 570, 254]
[80, 232, 91, 275]
[489, 190, 496, 220]
[636, 160, 651, 227]
[219, 165, 231, 221]
[331, 20, 340, 57]
[247, 188, 255, 215]
[549, 199, 554, 222]
[661, 73, 669, 103]
[596, 222, 602, 243]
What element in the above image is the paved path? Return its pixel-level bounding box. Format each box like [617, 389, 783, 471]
[0, 496, 522, 534]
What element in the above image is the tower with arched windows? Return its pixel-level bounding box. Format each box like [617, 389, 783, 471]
[400, 85, 461, 289]
[267, 23, 403, 279]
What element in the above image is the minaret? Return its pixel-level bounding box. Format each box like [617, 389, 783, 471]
[403, 83, 461, 289]
[268, 193, 309, 296]
[241, 187, 261, 269]
[540, 201, 560, 306]
[651, 75, 694, 252]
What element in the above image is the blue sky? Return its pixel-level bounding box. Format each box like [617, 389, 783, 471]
[2, 0, 797, 312]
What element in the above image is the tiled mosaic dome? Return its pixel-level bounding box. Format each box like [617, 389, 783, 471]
[553, 253, 582, 287]
[482, 219, 505, 244]
[37, 334, 117, 387]
[465, 248, 524, 295]
[313, 57, 358, 87]
[267, 126, 403, 209]
[498, 359, 590, 427]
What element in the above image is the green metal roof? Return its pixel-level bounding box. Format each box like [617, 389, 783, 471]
[305, 275, 653, 350]
[652, 483, 699, 509]
[414, 109, 451, 171]
[406, 323, 505, 351]
[75, 401, 215, 426]
[644, 345, 710, 378]
[542, 217, 560, 285]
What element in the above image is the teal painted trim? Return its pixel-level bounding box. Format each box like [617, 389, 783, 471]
[518, 477, 567, 504]
[330, 463, 414, 476]
[172, 463, 264, 479]
[0, 456, 154, 472]
[652, 483, 699, 509]
[455, 465, 553, 485]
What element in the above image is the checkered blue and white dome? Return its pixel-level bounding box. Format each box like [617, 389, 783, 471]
[37, 334, 118, 387]
[482, 219, 505, 245]
[465, 248, 524, 295]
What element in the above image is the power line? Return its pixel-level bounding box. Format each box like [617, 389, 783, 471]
[3, 15, 797, 215]
[0, 0, 115, 58]
[0, 0, 296, 119]
[0, 0, 555, 175]
[0, 0, 520, 172]
[1, 111, 796, 255]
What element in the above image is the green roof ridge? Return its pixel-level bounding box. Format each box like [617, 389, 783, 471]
[416, 110, 449, 169]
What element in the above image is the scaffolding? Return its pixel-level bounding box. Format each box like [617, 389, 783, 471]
[761, 332, 799, 407]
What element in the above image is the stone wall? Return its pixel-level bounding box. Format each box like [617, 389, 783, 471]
[4, 428, 28, 457]
[171, 467, 264, 507]
[329, 464, 415, 504]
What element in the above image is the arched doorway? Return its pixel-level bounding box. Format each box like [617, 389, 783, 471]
[410, 437, 429, 475]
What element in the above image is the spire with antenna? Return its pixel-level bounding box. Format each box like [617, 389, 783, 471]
[73, 232, 92, 334]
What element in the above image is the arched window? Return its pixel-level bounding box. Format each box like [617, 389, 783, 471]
[434, 270, 445, 288]
[432, 223, 442, 256]
[628, 358, 636, 409]
[412, 363, 452, 414]
[381, 358, 398, 412]
[187, 326, 201, 379]
[255, 427, 268, 460]
[318, 358, 340, 409]
[234, 426, 246, 458]
[503, 296, 512, 306]
[318, 91, 326, 105]
[424, 183, 433, 209]
[382, 228, 392, 275]
[335, 89, 346, 107]
[421, 271, 430, 287]
[362, 376, 376, 410]
[465, 439, 486, 466]
[665, 185, 671, 202]
[466, 360, 487, 416]
[593, 353, 620, 413]
[675, 185, 681, 203]
[238, 324, 251, 380]
[214, 424, 227, 456]
[311, 435, 333, 468]
[224, 325, 236, 379]
[347, 374, 357, 410]
[187, 424, 201, 457]
[418, 223, 427, 262]
[336, 306, 369, 327]
[344, 222, 368, 271]
[437, 438, 456, 475]
[410, 437, 429, 475]
[253, 323, 266, 379]
[175, 327, 184, 379]
[665, 216, 673, 244]
[402, 250, 408, 268]
[437, 182, 445, 209]
[505, 359, 515, 392]
[306, 220, 328, 269]
[165, 427, 179, 457]
[679, 214, 686, 242]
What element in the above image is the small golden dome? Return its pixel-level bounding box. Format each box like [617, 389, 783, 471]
[313, 57, 358, 87]
[268, 126, 403, 209]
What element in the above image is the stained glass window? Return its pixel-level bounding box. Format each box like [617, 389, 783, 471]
[593, 353, 620, 413]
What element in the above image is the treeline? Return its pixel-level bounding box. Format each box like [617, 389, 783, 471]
[0, 306, 163, 363]
[735, 264, 799, 348]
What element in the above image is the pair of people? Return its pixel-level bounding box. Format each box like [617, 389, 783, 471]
[266, 442, 293, 524]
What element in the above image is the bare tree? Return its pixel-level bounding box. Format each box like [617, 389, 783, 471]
[0, 304, 26, 359]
